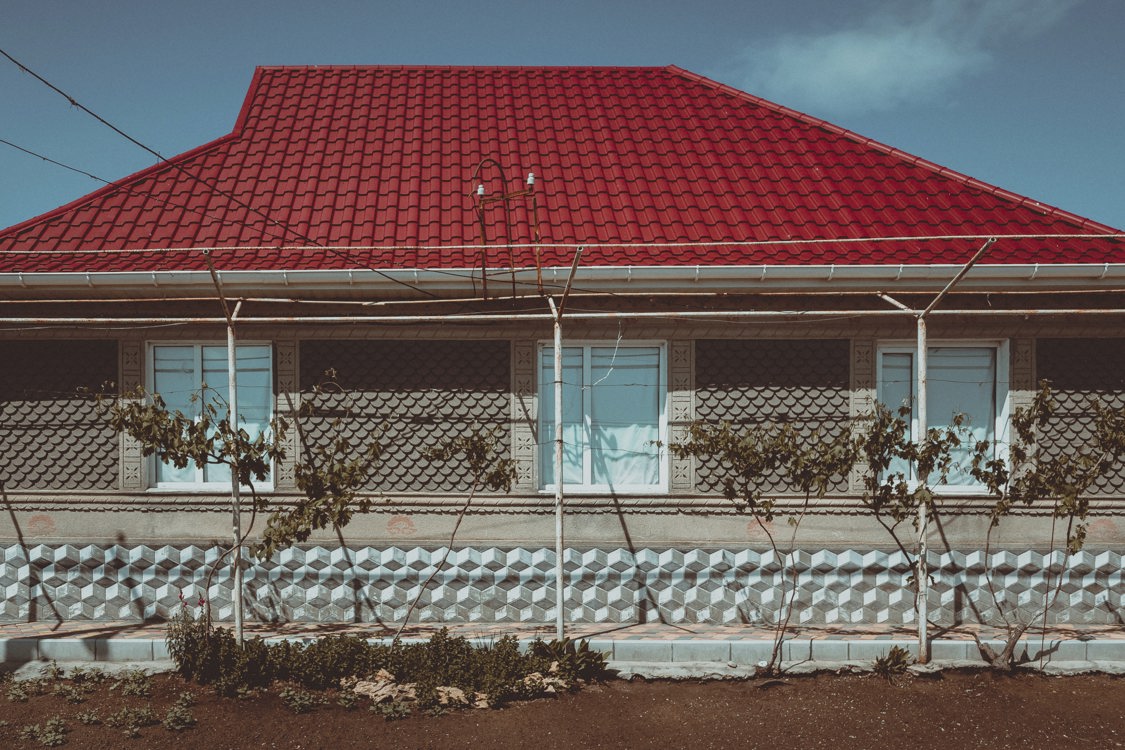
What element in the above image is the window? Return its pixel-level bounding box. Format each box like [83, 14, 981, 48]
[538, 342, 667, 493]
[148, 343, 273, 488]
[877, 341, 1009, 491]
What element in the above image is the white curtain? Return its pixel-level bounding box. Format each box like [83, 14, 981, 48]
[539, 345, 661, 489]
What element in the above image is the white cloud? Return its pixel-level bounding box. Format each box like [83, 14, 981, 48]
[737, 0, 1079, 117]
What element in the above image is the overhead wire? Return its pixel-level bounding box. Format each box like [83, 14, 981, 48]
[3, 46, 1124, 310]
[0, 137, 320, 249]
[0, 46, 440, 300]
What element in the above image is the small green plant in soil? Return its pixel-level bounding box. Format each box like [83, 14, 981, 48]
[531, 637, 610, 682]
[372, 700, 411, 721]
[103, 706, 159, 738]
[75, 710, 101, 726]
[38, 662, 66, 682]
[279, 686, 326, 714]
[66, 667, 109, 686]
[337, 690, 360, 710]
[161, 691, 197, 731]
[50, 682, 90, 704]
[18, 716, 69, 747]
[110, 668, 153, 698]
[872, 645, 914, 681]
[8, 679, 49, 703]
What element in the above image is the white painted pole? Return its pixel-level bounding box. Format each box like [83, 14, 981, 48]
[227, 320, 243, 644]
[547, 297, 565, 641]
[913, 237, 994, 664]
[915, 315, 929, 663]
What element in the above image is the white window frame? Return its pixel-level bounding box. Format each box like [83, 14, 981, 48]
[145, 341, 275, 491]
[876, 339, 1009, 495]
[537, 340, 669, 494]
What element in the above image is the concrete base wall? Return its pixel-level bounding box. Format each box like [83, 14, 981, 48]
[2, 543, 1120, 626]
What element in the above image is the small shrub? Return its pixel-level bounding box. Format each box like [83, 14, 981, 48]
[7, 679, 50, 702]
[38, 662, 66, 682]
[51, 683, 89, 704]
[475, 636, 549, 706]
[872, 645, 914, 681]
[7, 682, 29, 703]
[162, 704, 197, 731]
[337, 690, 360, 710]
[18, 716, 69, 747]
[104, 706, 158, 738]
[166, 607, 275, 696]
[75, 710, 101, 726]
[68, 667, 108, 686]
[111, 668, 153, 698]
[279, 686, 325, 714]
[284, 634, 379, 689]
[531, 637, 609, 682]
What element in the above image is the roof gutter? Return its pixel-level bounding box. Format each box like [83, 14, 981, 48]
[1, 263, 1125, 297]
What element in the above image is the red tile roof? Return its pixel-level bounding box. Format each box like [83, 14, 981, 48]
[0, 65, 1120, 273]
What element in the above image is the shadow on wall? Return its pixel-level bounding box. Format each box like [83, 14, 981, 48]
[2, 482, 63, 627]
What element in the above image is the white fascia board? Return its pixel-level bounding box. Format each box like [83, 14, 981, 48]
[2, 263, 1125, 296]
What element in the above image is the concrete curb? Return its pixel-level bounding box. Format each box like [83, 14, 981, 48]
[3, 634, 1124, 672]
[611, 658, 1125, 679]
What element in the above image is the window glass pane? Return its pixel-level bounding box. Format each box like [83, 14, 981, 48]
[153, 344, 272, 485]
[590, 346, 660, 486]
[203, 345, 272, 432]
[153, 346, 197, 418]
[879, 352, 914, 482]
[152, 346, 197, 484]
[539, 347, 585, 486]
[928, 347, 995, 484]
[202, 345, 273, 485]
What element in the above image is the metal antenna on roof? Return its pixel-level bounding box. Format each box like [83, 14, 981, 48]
[469, 158, 542, 300]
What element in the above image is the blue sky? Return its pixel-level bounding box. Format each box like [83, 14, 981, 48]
[1, 0, 1122, 232]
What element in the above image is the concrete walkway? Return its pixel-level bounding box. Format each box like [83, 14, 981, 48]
[1, 620, 1122, 672]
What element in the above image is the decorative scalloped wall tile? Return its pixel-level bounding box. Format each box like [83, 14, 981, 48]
[0, 341, 118, 490]
[298, 340, 510, 492]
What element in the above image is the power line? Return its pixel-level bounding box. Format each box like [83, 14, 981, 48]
[0, 137, 312, 248]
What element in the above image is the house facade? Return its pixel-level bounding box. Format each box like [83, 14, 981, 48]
[0, 66, 1121, 627]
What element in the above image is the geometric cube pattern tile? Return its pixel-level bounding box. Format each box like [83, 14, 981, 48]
[0, 544, 1120, 626]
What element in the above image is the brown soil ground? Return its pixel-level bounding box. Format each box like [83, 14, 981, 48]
[0, 670, 1122, 749]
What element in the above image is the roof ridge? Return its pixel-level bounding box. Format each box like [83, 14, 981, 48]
[667, 66, 1124, 235]
[252, 64, 669, 72]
